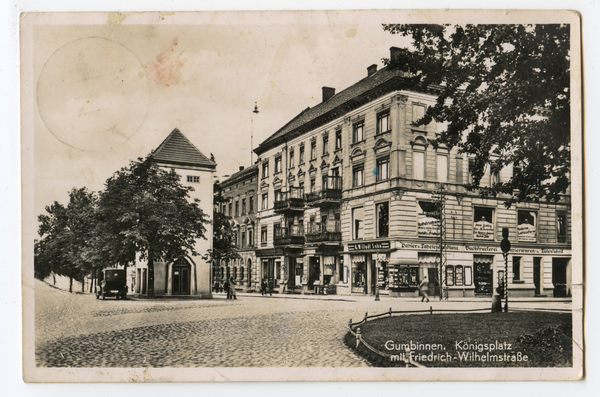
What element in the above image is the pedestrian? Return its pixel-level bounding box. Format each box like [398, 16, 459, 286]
[261, 278, 267, 296]
[213, 281, 220, 294]
[268, 278, 273, 296]
[419, 276, 430, 302]
[229, 277, 237, 300]
[223, 279, 230, 299]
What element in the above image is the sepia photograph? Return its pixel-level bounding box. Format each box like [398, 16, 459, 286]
[19, 8, 583, 383]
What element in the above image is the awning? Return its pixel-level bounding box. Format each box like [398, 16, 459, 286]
[473, 255, 495, 264]
[418, 253, 440, 264]
[323, 256, 336, 265]
[352, 255, 366, 263]
[389, 259, 420, 266]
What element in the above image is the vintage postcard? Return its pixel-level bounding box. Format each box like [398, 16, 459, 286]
[21, 10, 583, 382]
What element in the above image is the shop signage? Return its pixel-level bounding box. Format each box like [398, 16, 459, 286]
[371, 253, 388, 261]
[418, 215, 441, 237]
[473, 219, 494, 240]
[396, 242, 569, 256]
[397, 242, 459, 251]
[348, 241, 390, 251]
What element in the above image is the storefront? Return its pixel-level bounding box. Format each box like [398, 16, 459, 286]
[346, 241, 393, 295]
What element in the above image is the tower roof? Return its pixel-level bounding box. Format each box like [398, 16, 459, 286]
[150, 128, 216, 169]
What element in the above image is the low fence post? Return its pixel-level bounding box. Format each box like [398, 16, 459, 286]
[348, 319, 353, 329]
[389, 307, 392, 317]
[356, 327, 362, 348]
[429, 306, 433, 315]
[364, 312, 368, 322]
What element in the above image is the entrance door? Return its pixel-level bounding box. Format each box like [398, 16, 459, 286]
[474, 263, 493, 295]
[427, 267, 440, 297]
[172, 261, 191, 295]
[308, 257, 320, 288]
[552, 258, 569, 297]
[533, 257, 541, 295]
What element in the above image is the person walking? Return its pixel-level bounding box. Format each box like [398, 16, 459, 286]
[223, 279, 230, 299]
[419, 276, 430, 302]
[229, 277, 237, 300]
[261, 278, 267, 296]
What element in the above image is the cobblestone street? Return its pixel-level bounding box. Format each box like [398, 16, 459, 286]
[34, 280, 572, 368]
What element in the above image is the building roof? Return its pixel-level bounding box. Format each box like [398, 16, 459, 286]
[219, 163, 259, 188]
[151, 128, 216, 169]
[254, 64, 430, 155]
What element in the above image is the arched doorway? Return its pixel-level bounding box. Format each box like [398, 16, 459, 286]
[172, 258, 191, 295]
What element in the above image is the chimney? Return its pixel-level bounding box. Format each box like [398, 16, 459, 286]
[367, 64, 378, 76]
[322, 87, 335, 103]
[390, 46, 406, 66]
[239, 166, 244, 172]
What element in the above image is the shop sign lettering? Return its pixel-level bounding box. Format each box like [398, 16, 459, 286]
[473, 220, 494, 240]
[517, 223, 537, 242]
[418, 215, 440, 237]
[348, 242, 390, 251]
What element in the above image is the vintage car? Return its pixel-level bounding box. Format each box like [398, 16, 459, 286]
[96, 268, 127, 300]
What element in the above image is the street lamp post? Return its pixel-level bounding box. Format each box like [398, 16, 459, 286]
[500, 228, 511, 312]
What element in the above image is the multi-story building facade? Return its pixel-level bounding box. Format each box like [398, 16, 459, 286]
[216, 164, 260, 291]
[134, 128, 216, 298]
[247, 47, 572, 299]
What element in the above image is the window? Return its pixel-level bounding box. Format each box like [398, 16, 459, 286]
[240, 267, 244, 280]
[322, 134, 329, 155]
[418, 201, 440, 237]
[335, 129, 342, 150]
[518, 210, 537, 242]
[233, 231, 238, 248]
[274, 189, 283, 203]
[473, 207, 494, 240]
[491, 164, 500, 185]
[232, 267, 237, 280]
[249, 196, 254, 213]
[299, 144, 305, 164]
[513, 163, 522, 178]
[456, 158, 464, 184]
[248, 229, 253, 247]
[261, 226, 268, 245]
[455, 265, 464, 286]
[275, 156, 282, 174]
[262, 192, 268, 210]
[241, 198, 246, 215]
[512, 256, 522, 281]
[377, 111, 390, 134]
[262, 160, 269, 178]
[437, 155, 448, 183]
[187, 175, 199, 183]
[235, 201, 239, 217]
[310, 178, 315, 193]
[468, 158, 476, 184]
[412, 104, 426, 123]
[353, 121, 364, 143]
[446, 266, 455, 286]
[289, 149, 295, 168]
[311, 140, 316, 160]
[228, 202, 232, 217]
[352, 165, 364, 187]
[241, 231, 246, 248]
[557, 211, 567, 241]
[376, 202, 389, 238]
[413, 151, 425, 180]
[352, 207, 364, 240]
[376, 157, 389, 182]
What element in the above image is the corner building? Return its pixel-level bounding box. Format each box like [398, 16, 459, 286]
[253, 47, 572, 299]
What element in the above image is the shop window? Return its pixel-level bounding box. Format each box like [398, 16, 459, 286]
[352, 256, 366, 291]
[261, 226, 267, 246]
[412, 104, 426, 123]
[513, 256, 522, 281]
[464, 266, 472, 286]
[376, 202, 389, 238]
[335, 129, 342, 150]
[353, 165, 364, 187]
[473, 207, 494, 240]
[352, 207, 364, 240]
[455, 265, 464, 286]
[376, 156, 389, 182]
[311, 140, 317, 160]
[187, 175, 200, 183]
[262, 160, 269, 178]
[249, 196, 254, 213]
[557, 211, 567, 242]
[377, 111, 390, 135]
[413, 150, 425, 180]
[275, 261, 281, 280]
[262, 192, 268, 210]
[417, 201, 440, 237]
[322, 133, 329, 155]
[517, 210, 537, 242]
[289, 149, 295, 168]
[353, 121, 364, 143]
[446, 266, 455, 286]
[437, 154, 448, 183]
[299, 144, 305, 164]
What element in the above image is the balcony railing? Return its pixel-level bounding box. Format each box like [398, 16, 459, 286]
[274, 225, 305, 245]
[306, 176, 342, 204]
[305, 220, 341, 243]
[274, 187, 305, 212]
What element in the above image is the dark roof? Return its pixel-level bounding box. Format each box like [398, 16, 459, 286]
[254, 65, 423, 155]
[151, 128, 216, 169]
[219, 163, 258, 188]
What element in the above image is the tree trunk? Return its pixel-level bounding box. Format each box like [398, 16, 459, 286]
[82, 276, 85, 292]
[69, 276, 73, 293]
[148, 253, 155, 298]
[89, 268, 95, 293]
[53, 272, 56, 286]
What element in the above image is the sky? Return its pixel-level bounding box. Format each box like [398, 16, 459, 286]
[29, 12, 412, 216]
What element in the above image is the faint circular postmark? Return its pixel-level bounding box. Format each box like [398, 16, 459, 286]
[36, 37, 150, 152]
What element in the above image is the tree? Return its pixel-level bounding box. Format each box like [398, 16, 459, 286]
[100, 157, 210, 297]
[207, 182, 240, 270]
[383, 24, 570, 205]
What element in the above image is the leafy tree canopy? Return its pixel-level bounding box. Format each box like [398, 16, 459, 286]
[383, 24, 571, 205]
[207, 182, 240, 265]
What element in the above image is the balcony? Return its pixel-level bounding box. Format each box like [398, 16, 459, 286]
[274, 187, 305, 213]
[274, 225, 305, 246]
[305, 220, 341, 243]
[305, 176, 342, 207]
